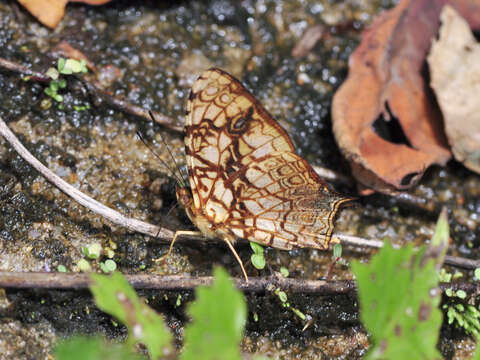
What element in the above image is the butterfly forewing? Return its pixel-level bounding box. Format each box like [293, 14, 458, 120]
[183, 68, 351, 249]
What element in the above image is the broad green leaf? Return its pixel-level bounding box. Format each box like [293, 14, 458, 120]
[472, 341, 480, 360]
[351, 241, 443, 360]
[54, 336, 144, 360]
[351, 208, 450, 360]
[90, 272, 172, 359]
[181, 267, 247, 360]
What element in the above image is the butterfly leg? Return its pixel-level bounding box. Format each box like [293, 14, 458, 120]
[223, 236, 249, 284]
[156, 230, 203, 263]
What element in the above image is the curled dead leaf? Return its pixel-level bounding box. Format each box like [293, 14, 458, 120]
[332, 0, 480, 194]
[428, 6, 480, 174]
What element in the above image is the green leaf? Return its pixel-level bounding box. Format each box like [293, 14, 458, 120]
[57, 265, 67, 272]
[46, 67, 59, 80]
[175, 294, 182, 308]
[250, 242, 264, 254]
[250, 242, 265, 269]
[57, 58, 66, 72]
[60, 58, 87, 74]
[100, 259, 117, 273]
[473, 342, 480, 360]
[181, 267, 246, 360]
[44, 87, 54, 97]
[291, 307, 306, 321]
[80, 59, 88, 73]
[87, 243, 102, 259]
[81, 246, 89, 257]
[54, 336, 144, 360]
[333, 243, 342, 258]
[275, 289, 288, 303]
[90, 272, 172, 359]
[439, 269, 452, 283]
[351, 240, 443, 360]
[50, 81, 59, 92]
[429, 208, 449, 269]
[77, 258, 91, 272]
[279, 267, 289, 278]
[251, 253, 265, 270]
[68, 59, 82, 73]
[475, 268, 480, 281]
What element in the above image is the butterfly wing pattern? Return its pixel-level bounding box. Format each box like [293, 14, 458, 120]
[181, 68, 352, 253]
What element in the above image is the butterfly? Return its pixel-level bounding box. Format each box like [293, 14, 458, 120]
[167, 68, 352, 282]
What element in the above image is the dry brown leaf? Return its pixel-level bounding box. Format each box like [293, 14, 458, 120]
[17, 0, 111, 29]
[332, 0, 480, 194]
[428, 6, 480, 174]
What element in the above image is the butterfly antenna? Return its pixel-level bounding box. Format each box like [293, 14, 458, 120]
[148, 111, 188, 187]
[166, 201, 180, 217]
[136, 130, 185, 186]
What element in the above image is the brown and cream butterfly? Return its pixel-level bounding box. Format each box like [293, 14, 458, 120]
[170, 68, 352, 281]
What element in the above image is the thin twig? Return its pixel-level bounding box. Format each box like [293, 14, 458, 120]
[311, 165, 352, 185]
[0, 272, 479, 296]
[335, 234, 480, 270]
[0, 57, 50, 82]
[80, 80, 182, 132]
[389, 191, 440, 214]
[1, 115, 479, 271]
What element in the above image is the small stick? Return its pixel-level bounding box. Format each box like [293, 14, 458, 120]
[311, 165, 352, 185]
[335, 234, 480, 270]
[0, 271, 478, 296]
[0, 57, 50, 82]
[80, 80, 182, 132]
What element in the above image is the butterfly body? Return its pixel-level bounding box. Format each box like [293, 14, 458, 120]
[177, 68, 352, 253]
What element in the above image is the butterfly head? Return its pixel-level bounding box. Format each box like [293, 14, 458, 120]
[175, 183, 193, 209]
